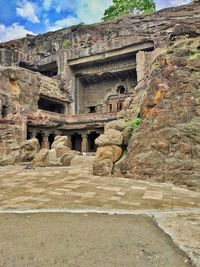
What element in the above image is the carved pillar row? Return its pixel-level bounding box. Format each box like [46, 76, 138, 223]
[81, 134, 88, 153]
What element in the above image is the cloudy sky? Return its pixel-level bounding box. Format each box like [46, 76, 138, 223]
[0, 0, 191, 42]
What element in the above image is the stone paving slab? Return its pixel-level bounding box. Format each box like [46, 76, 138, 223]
[0, 165, 200, 210]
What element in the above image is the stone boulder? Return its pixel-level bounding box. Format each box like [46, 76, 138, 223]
[0, 151, 21, 166]
[45, 148, 61, 167]
[93, 159, 113, 176]
[96, 145, 122, 163]
[20, 138, 40, 161]
[55, 146, 70, 158]
[60, 152, 75, 166]
[104, 119, 126, 132]
[95, 129, 123, 146]
[71, 155, 95, 168]
[31, 134, 79, 167]
[32, 148, 49, 167]
[51, 136, 68, 148]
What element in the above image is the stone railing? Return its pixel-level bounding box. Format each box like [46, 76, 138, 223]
[28, 110, 117, 127]
[65, 112, 117, 124]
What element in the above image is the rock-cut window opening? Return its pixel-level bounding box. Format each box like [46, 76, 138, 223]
[117, 85, 126, 94]
[38, 96, 65, 114]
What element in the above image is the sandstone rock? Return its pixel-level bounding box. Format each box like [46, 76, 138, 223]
[96, 145, 122, 163]
[115, 39, 200, 189]
[51, 136, 68, 149]
[20, 138, 40, 161]
[105, 119, 126, 132]
[0, 151, 21, 166]
[60, 153, 75, 166]
[32, 148, 49, 167]
[55, 146, 69, 158]
[95, 129, 123, 146]
[71, 155, 95, 168]
[45, 148, 61, 167]
[93, 159, 113, 176]
[122, 126, 133, 145]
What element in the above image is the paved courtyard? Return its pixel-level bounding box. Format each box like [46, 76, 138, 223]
[0, 163, 200, 266]
[0, 164, 200, 211]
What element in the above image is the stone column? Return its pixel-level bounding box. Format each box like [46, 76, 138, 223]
[81, 134, 88, 153]
[41, 133, 49, 149]
[32, 131, 37, 139]
[67, 135, 72, 150]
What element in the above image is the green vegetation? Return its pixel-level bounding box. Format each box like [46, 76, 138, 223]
[102, 0, 155, 21]
[62, 39, 71, 49]
[126, 117, 142, 130]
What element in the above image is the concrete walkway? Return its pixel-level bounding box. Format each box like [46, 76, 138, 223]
[0, 165, 200, 210]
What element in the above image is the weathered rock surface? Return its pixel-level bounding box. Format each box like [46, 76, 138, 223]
[93, 159, 114, 176]
[96, 145, 122, 163]
[32, 148, 49, 167]
[32, 135, 74, 167]
[51, 136, 68, 149]
[104, 119, 126, 132]
[95, 129, 123, 146]
[71, 155, 95, 168]
[21, 138, 40, 161]
[114, 38, 200, 190]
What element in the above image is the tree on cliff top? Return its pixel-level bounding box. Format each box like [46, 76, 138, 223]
[102, 0, 156, 21]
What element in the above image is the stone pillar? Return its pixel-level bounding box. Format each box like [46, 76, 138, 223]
[32, 130, 37, 138]
[67, 135, 72, 150]
[41, 133, 49, 149]
[81, 134, 88, 153]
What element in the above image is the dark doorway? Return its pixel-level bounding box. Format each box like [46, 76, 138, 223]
[71, 133, 82, 152]
[2, 105, 8, 118]
[87, 132, 99, 152]
[36, 132, 43, 147]
[48, 134, 56, 149]
[27, 130, 33, 140]
[38, 96, 65, 114]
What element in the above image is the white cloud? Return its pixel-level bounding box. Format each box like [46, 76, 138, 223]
[169, 0, 190, 6]
[0, 23, 34, 42]
[16, 0, 40, 23]
[76, 0, 113, 24]
[47, 16, 80, 31]
[43, 0, 77, 12]
[46, 0, 113, 32]
[43, 0, 52, 11]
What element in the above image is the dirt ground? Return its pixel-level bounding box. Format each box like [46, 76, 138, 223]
[0, 213, 192, 267]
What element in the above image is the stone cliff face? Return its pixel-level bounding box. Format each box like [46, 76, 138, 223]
[1, 3, 200, 67]
[114, 38, 200, 190]
[0, 66, 71, 164]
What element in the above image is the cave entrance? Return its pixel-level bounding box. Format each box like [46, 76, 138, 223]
[48, 133, 56, 149]
[71, 133, 82, 152]
[38, 61, 58, 77]
[38, 96, 65, 114]
[87, 132, 99, 152]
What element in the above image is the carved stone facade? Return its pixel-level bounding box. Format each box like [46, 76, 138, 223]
[0, 3, 200, 161]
